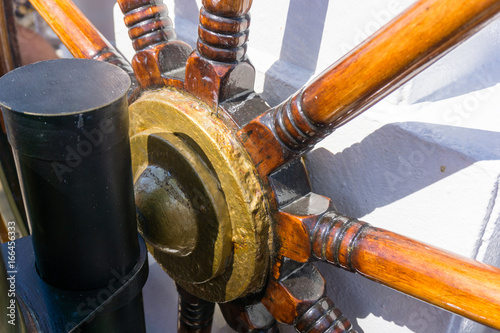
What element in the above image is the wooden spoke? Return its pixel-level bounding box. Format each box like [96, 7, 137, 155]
[117, 0, 176, 52]
[219, 297, 279, 332]
[177, 285, 215, 333]
[185, 0, 255, 109]
[10, 1, 500, 332]
[276, 205, 500, 330]
[262, 261, 357, 333]
[297, 0, 500, 130]
[238, 0, 500, 177]
[117, 0, 192, 89]
[28, 0, 134, 76]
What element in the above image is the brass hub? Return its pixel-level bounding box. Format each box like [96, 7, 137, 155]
[129, 88, 272, 302]
[134, 132, 231, 283]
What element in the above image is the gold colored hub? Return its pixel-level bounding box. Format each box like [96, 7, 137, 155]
[134, 132, 231, 283]
[129, 88, 272, 302]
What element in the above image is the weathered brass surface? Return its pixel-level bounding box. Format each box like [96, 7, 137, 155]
[129, 88, 272, 302]
[134, 131, 231, 283]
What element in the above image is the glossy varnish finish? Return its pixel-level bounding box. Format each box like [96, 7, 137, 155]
[202, 0, 252, 17]
[118, 0, 176, 52]
[269, 192, 500, 330]
[240, 0, 500, 171]
[261, 261, 356, 333]
[219, 297, 279, 332]
[309, 211, 500, 330]
[13, 0, 500, 331]
[29, 0, 133, 74]
[185, 0, 255, 109]
[300, 0, 500, 128]
[117, 0, 192, 90]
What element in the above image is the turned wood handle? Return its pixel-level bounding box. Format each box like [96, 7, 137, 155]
[29, 0, 132, 72]
[117, 0, 177, 52]
[311, 211, 500, 330]
[273, 0, 500, 150]
[197, 0, 252, 63]
[262, 262, 357, 332]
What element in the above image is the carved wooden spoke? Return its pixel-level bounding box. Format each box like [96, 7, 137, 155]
[185, 0, 255, 108]
[116, 0, 191, 89]
[4, 0, 500, 332]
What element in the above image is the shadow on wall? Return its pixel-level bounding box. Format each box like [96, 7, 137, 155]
[305, 122, 500, 218]
[262, 0, 329, 106]
[173, 0, 198, 20]
[172, 0, 199, 47]
[74, 0, 117, 43]
[409, 22, 500, 104]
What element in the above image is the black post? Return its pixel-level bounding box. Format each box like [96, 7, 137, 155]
[0, 58, 147, 332]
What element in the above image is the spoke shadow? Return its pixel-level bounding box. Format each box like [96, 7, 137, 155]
[173, 0, 199, 47]
[305, 122, 500, 218]
[406, 21, 500, 104]
[262, 0, 329, 106]
[318, 261, 454, 333]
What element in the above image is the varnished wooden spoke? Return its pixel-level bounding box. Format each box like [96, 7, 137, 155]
[117, 0, 191, 89]
[28, 0, 134, 77]
[219, 297, 279, 332]
[297, 0, 500, 130]
[276, 205, 500, 330]
[117, 0, 176, 52]
[185, 0, 255, 109]
[238, 0, 500, 177]
[262, 261, 357, 333]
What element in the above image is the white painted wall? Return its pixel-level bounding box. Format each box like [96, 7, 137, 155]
[77, 1, 500, 332]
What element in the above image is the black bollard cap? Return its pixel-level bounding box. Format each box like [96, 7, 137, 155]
[0, 59, 131, 160]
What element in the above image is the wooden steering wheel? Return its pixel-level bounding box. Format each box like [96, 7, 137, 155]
[1, 0, 500, 332]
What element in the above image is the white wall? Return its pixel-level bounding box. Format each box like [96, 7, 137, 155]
[106, 1, 500, 332]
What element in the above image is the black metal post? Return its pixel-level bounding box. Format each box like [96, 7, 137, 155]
[0, 58, 147, 332]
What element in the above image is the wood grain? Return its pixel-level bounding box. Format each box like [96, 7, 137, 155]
[202, 0, 252, 17]
[304, 0, 500, 126]
[118, 0, 177, 52]
[185, 0, 255, 108]
[29, 0, 133, 74]
[116, 0, 191, 90]
[309, 211, 500, 330]
[241, 0, 500, 160]
[219, 298, 278, 332]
